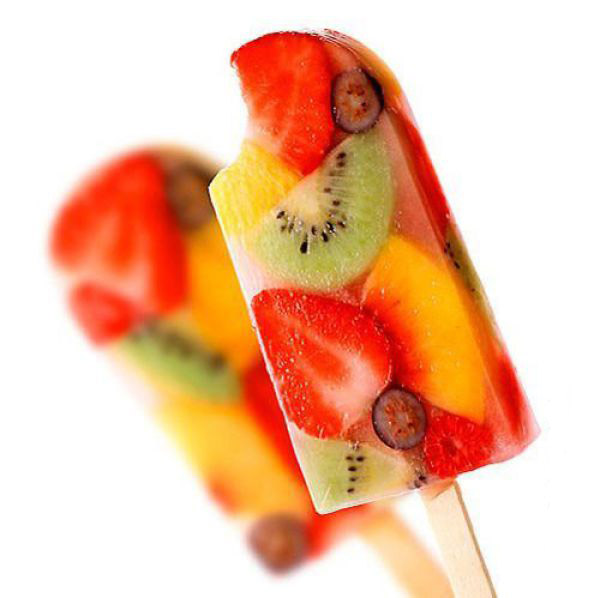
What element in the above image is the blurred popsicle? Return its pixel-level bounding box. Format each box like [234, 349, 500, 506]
[50, 147, 452, 596]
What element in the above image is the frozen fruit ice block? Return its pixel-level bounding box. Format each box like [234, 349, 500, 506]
[50, 147, 452, 594]
[209, 31, 539, 514]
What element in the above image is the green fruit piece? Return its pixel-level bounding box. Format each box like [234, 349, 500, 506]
[289, 425, 418, 514]
[250, 128, 394, 291]
[118, 320, 240, 402]
[443, 226, 489, 311]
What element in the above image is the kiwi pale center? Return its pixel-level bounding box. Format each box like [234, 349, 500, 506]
[273, 150, 353, 255]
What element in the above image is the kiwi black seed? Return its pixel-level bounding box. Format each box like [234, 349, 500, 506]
[372, 388, 427, 450]
[120, 320, 239, 402]
[252, 129, 394, 291]
[410, 472, 429, 490]
[332, 68, 383, 133]
[248, 514, 308, 572]
[344, 444, 368, 495]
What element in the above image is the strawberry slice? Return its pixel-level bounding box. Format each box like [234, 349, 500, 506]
[423, 408, 494, 479]
[69, 282, 142, 344]
[251, 290, 392, 438]
[232, 32, 335, 174]
[51, 151, 186, 315]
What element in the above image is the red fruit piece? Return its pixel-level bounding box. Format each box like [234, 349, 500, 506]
[51, 152, 186, 314]
[232, 32, 334, 174]
[251, 290, 392, 438]
[69, 282, 141, 344]
[243, 359, 303, 480]
[401, 114, 451, 238]
[495, 350, 537, 443]
[424, 408, 494, 479]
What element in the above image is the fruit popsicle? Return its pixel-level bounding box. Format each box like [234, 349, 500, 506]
[50, 147, 452, 596]
[209, 31, 539, 515]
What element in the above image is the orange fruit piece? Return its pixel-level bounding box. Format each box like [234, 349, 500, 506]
[157, 394, 311, 517]
[187, 221, 259, 371]
[363, 236, 486, 422]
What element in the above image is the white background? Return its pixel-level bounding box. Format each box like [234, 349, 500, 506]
[1, 1, 599, 596]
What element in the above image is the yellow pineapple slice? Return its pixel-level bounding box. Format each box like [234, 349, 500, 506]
[209, 141, 301, 237]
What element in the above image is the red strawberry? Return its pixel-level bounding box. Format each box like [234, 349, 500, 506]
[51, 152, 186, 315]
[232, 32, 335, 174]
[251, 290, 392, 438]
[424, 408, 494, 479]
[69, 282, 141, 344]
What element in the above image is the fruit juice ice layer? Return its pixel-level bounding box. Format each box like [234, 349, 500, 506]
[49, 147, 392, 572]
[210, 31, 539, 514]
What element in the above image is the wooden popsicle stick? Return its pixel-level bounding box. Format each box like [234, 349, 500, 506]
[360, 508, 454, 598]
[421, 481, 497, 598]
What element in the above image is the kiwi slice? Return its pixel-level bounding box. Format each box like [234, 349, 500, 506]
[118, 320, 240, 402]
[251, 128, 394, 291]
[289, 425, 417, 514]
[443, 226, 490, 311]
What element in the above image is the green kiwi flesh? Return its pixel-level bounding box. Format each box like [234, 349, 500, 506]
[444, 226, 490, 311]
[289, 425, 417, 514]
[251, 128, 394, 291]
[118, 321, 240, 402]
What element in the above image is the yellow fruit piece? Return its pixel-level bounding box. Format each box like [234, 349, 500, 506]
[363, 236, 486, 422]
[209, 141, 301, 237]
[187, 221, 259, 371]
[156, 394, 312, 518]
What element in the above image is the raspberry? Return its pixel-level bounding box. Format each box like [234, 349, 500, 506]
[424, 408, 493, 479]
